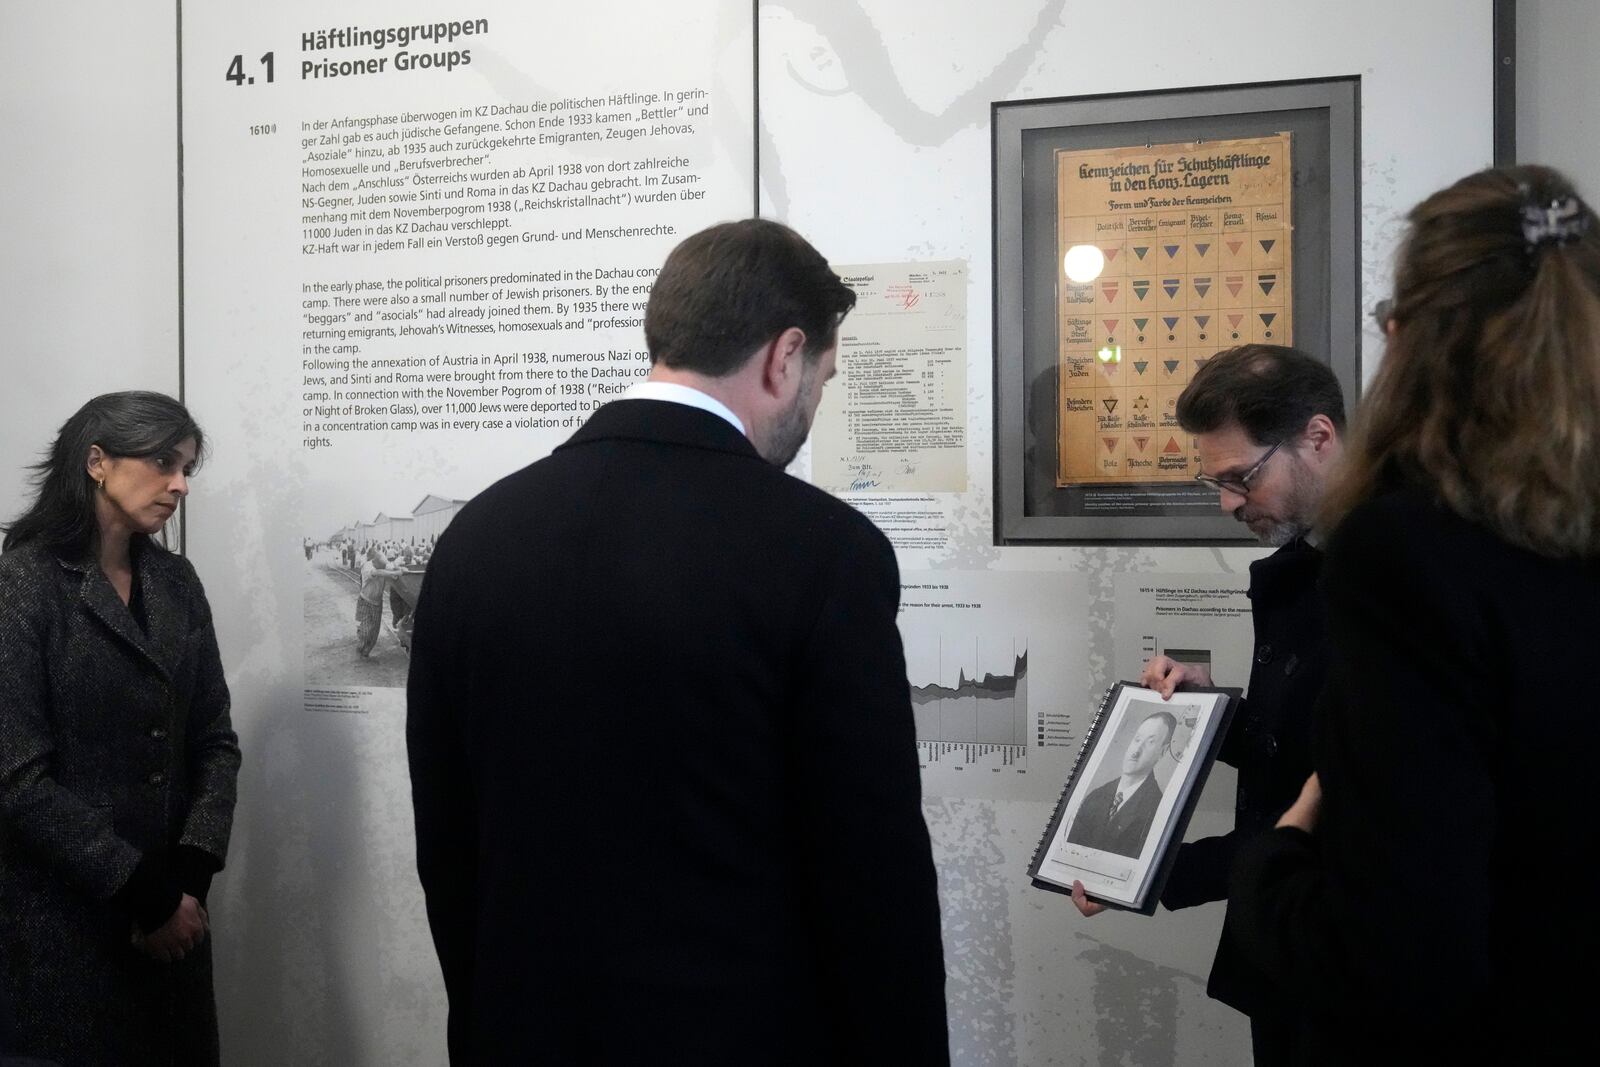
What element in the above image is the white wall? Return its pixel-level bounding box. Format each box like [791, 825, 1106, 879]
[0, 4, 178, 513]
[1517, 0, 1600, 194]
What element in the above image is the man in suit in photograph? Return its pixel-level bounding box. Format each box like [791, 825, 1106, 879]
[1065, 710, 1175, 859]
[406, 218, 948, 1065]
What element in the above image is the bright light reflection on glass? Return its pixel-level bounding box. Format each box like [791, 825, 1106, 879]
[1063, 244, 1106, 284]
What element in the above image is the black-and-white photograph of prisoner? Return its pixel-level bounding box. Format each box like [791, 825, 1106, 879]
[303, 493, 467, 689]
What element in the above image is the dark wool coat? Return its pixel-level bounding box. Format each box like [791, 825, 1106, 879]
[1231, 488, 1600, 1064]
[408, 399, 948, 1065]
[0, 539, 240, 1067]
[1159, 536, 1326, 1048]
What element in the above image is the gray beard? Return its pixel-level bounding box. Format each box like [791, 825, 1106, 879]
[1237, 452, 1320, 546]
[1253, 518, 1309, 547]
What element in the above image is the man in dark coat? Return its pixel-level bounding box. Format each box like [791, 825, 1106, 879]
[407, 219, 948, 1065]
[1070, 345, 1345, 1065]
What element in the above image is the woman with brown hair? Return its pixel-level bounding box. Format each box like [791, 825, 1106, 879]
[1230, 164, 1600, 1063]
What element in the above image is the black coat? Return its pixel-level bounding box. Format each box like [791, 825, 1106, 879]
[1160, 538, 1325, 1025]
[1231, 488, 1600, 1063]
[407, 399, 948, 1065]
[0, 539, 240, 1066]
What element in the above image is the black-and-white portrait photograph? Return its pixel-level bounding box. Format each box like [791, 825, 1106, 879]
[1062, 700, 1192, 861]
[1034, 683, 1231, 910]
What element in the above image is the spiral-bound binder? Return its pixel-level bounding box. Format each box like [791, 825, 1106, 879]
[1027, 680, 1239, 914]
[1026, 680, 1120, 874]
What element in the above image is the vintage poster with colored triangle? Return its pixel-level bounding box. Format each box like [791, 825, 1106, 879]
[1055, 133, 1293, 486]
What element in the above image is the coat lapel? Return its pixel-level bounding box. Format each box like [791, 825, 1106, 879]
[1109, 775, 1156, 836]
[136, 547, 187, 681]
[64, 543, 182, 682]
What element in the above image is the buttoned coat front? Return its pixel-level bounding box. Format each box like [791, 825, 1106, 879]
[0, 539, 240, 1067]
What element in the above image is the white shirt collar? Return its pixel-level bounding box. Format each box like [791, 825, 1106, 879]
[623, 380, 746, 437]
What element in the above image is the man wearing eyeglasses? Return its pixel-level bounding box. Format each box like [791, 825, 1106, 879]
[1071, 343, 1345, 1066]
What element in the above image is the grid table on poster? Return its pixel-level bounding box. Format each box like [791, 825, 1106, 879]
[1055, 133, 1293, 485]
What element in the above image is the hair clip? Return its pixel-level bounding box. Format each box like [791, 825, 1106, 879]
[1521, 194, 1589, 251]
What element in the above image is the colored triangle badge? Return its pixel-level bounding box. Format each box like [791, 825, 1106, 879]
[1133, 317, 1149, 331]
[1194, 243, 1211, 257]
[1227, 240, 1244, 256]
[1133, 360, 1149, 375]
[1132, 280, 1150, 300]
[1258, 278, 1276, 297]
[1194, 358, 1209, 369]
[1225, 274, 1244, 297]
[1103, 437, 1120, 454]
[1133, 246, 1149, 259]
[1103, 247, 1120, 262]
[1133, 436, 1150, 452]
[1260, 312, 1277, 327]
[1194, 315, 1210, 329]
[1193, 279, 1211, 298]
[1102, 282, 1120, 300]
[1227, 313, 1245, 329]
[1103, 319, 1120, 335]
[1260, 239, 1276, 254]
[1164, 244, 1181, 258]
[1162, 280, 1180, 298]
[1162, 316, 1179, 330]
[1163, 359, 1181, 374]
[1103, 398, 1119, 414]
[1162, 436, 1183, 454]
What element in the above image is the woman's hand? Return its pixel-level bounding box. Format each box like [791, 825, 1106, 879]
[1276, 772, 1322, 834]
[139, 893, 208, 962]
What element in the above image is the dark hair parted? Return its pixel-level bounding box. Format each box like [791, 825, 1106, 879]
[1175, 344, 1346, 445]
[1323, 165, 1600, 557]
[1141, 710, 1178, 746]
[2, 391, 205, 554]
[644, 218, 857, 376]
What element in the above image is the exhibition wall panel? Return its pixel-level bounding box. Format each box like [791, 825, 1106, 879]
[181, 3, 754, 1061]
[1518, 0, 1600, 186]
[759, 1, 1492, 1061]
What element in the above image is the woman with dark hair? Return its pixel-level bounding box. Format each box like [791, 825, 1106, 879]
[0, 391, 240, 1066]
[1231, 165, 1600, 1063]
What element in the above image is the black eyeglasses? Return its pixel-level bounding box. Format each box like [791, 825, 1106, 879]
[1194, 438, 1285, 495]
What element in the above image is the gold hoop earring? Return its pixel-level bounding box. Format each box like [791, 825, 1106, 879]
[94, 478, 105, 492]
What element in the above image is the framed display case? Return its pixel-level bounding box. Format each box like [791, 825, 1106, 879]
[993, 78, 1359, 543]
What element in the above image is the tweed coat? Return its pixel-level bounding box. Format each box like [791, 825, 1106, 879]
[0, 538, 240, 1067]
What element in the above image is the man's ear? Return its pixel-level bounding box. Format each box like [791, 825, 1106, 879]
[1302, 413, 1339, 457]
[759, 327, 809, 397]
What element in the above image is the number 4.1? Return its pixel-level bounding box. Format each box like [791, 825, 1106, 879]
[225, 52, 274, 86]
